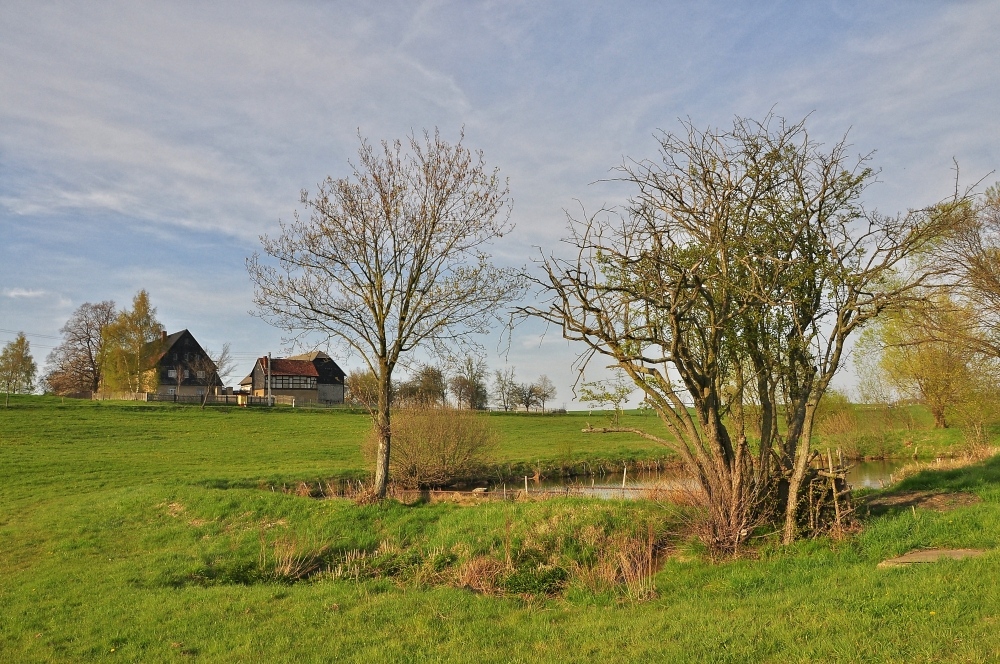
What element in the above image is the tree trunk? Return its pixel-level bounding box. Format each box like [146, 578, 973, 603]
[932, 406, 947, 429]
[372, 364, 392, 499]
[783, 401, 816, 544]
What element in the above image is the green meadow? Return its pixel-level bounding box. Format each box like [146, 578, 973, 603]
[2, 396, 999, 662]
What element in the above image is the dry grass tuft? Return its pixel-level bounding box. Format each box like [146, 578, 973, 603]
[453, 555, 507, 594]
[326, 549, 371, 582]
[351, 483, 382, 506]
[568, 525, 664, 601]
[261, 535, 330, 581]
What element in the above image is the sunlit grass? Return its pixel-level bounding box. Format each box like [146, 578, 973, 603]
[2, 396, 999, 661]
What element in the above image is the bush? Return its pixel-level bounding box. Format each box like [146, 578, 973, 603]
[815, 389, 857, 436]
[365, 406, 498, 488]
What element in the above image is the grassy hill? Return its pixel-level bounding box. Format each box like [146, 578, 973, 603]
[2, 396, 999, 661]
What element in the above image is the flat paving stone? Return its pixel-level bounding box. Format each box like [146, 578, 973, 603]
[878, 548, 987, 568]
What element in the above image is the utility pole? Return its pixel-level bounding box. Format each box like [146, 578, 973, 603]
[267, 352, 272, 405]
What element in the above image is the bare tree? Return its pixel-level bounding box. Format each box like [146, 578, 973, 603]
[191, 343, 236, 409]
[449, 355, 489, 409]
[534, 374, 557, 412]
[513, 382, 539, 412]
[525, 114, 954, 551]
[248, 129, 524, 499]
[44, 301, 116, 395]
[491, 366, 518, 411]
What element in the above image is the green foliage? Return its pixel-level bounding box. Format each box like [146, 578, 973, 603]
[99, 290, 163, 393]
[0, 332, 36, 401]
[578, 372, 634, 425]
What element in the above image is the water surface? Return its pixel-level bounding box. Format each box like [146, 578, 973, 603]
[487, 459, 908, 499]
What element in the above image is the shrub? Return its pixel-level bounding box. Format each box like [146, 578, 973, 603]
[365, 406, 499, 488]
[815, 389, 857, 437]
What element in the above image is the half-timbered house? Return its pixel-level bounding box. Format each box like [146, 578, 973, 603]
[239, 351, 345, 405]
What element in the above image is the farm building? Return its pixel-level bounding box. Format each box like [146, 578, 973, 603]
[239, 351, 345, 405]
[154, 329, 223, 397]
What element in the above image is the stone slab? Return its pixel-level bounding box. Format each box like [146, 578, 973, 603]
[878, 548, 986, 568]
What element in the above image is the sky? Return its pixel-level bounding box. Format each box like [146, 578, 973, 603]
[2, 1, 999, 407]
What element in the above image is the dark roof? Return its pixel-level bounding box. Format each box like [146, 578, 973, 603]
[260, 357, 319, 377]
[161, 330, 187, 352]
[287, 350, 330, 361]
[150, 329, 210, 366]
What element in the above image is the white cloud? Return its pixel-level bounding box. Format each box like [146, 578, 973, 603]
[3, 288, 46, 298]
[2, 0, 1000, 405]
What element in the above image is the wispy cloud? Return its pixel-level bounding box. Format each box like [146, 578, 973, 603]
[3, 288, 46, 298]
[2, 0, 999, 403]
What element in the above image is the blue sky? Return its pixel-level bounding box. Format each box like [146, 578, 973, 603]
[2, 1, 999, 405]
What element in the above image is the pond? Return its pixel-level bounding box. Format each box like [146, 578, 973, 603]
[485, 459, 910, 500]
[845, 458, 910, 489]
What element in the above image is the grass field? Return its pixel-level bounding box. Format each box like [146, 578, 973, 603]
[2, 396, 999, 662]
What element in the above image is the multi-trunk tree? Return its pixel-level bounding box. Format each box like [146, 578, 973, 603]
[526, 115, 954, 550]
[491, 367, 518, 412]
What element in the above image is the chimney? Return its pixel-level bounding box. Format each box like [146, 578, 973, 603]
[161, 330, 168, 342]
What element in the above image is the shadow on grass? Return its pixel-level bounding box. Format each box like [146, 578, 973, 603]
[859, 454, 1000, 518]
[196, 478, 264, 491]
[893, 454, 1000, 493]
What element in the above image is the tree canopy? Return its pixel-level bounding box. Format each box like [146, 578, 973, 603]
[1, 332, 37, 405]
[100, 290, 163, 393]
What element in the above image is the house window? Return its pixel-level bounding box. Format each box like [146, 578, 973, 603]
[167, 388, 176, 395]
[167, 369, 177, 378]
[197, 388, 205, 396]
[184, 353, 189, 361]
[197, 371, 206, 379]
[270, 375, 317, 390]
[184, 370, 190, 378]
